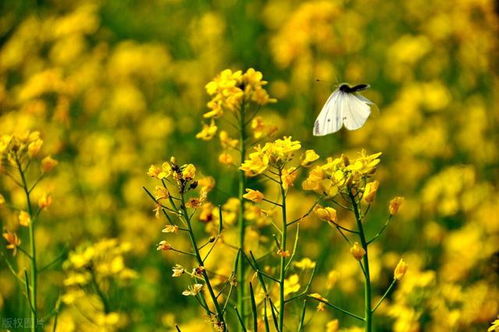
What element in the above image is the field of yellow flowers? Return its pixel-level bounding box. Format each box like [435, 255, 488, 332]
[0, 0, 498, 331]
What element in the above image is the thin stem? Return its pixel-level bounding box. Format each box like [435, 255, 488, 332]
[368, 215, 393, 245]
[90, 269, 110, 313]
[372, 279, 397, 312]
[349, 189, 372, 332]
[306, 295, 365, 322]
[278, 169, 287, 331]
[297, 299, 307, 332]
[17, 157, 38, 331]
[181, 196, 226, 330]
[237, 100, 247, 325]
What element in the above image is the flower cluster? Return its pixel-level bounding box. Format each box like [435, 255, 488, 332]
[240, 136, 314, 177]
[204, 68, 276, 119]
[302, 150, 381, 198]
[62, 239, 137, 305]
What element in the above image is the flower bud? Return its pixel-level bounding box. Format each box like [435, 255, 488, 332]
[394, 258, 408, 280]
[41, 156, 58, 173]
[243, 189, 264, 203]
[363, 181, 379, 204]
[350, 242, 366, 261]
[389, 197, 404, 215]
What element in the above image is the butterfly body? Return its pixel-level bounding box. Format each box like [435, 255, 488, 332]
[313, 83, 374, 136]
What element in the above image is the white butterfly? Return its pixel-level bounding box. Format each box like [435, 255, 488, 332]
[313, 83, 374, 136]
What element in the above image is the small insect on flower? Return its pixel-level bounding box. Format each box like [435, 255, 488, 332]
[313, 83, 374, 136]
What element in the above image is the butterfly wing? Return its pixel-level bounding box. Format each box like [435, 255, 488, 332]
[313, 90, 343, 136]
[342, 93, 372, 130]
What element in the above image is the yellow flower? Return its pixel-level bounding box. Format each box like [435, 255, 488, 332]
[199, 202, 215, 223]
[389, 196, 404, 215]
[147, 164, 161, 178]
[27, 138, 43, 157]
[363, 181, 379, 204]
[198, 176, 216, 193]
[41, 155, 58, 173]
[154, 186, 170, 201]
[326, 320, 340, 332]
[162, 225, 179, 233]
[240, 147, 270, 176]
[394, 258, 408, 280]
[172, 264, 185, 277]
[196, 121, 218, 141]
[18, 210, 31, 227]
[277, 249, 291, 257]
[219, 130, 238, 149]
[265, 136, 301, 163]
[182, 164, 196, 180]
[38, 193, 52, 209]
[488, 317, 499, 332]
[309, 293, 328, 312]
[281, 167, 298, 190]
[0, 194, 5, 206]
[186, 197, 204, 209]
[243, 189, 264, 203]
[350, 242, 366, 261]
[284, 274, 301, 295]
[315, 206, 337, 224]
[251, 116, 278, 139]
[294, 257, 316, 270]
[182, 283, 204, 296]
[301, 149, 320, 167]
[156, 241, 173, 251]
[218, 152, 234, 165]
[3, 231, 21, 255]
[346, 150, 382, 178]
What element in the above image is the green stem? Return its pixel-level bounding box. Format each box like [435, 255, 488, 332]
[350, 190, 372, 332]
[237, 102, 247, 324]
[373, 279, 397, 312]
[18, 159, 38, 332]
[181, 196, 226, 331]
[278, 169, 287, 331]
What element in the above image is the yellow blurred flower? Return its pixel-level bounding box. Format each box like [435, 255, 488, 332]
[301, 149, 320, 167]
[3, 231, 21, 256]
[363, 180, 379, 204]
[294, 257, 316, 270]
[350, 242, 366, 261]
[394, 258, 408, 280]
[389, 197, 405, 215]
[182, 283, 203, 296]
[196, 121, 218, 141]
[18, 210, 31, 227]
[41, 155, 58, 173]
[243, 189, 264, 203]
[315, 206, 337, 224]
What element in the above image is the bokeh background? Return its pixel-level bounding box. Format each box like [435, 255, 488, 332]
[0, 0, 498, 331]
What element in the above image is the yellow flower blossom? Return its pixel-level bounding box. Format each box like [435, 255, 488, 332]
[182, 164, 196, 180]
[172, 264, 185, 277]
[363, 180, 379, 204]
[0, 194, 5, 206]
[3, 231, 21, 255]
[350, 242, 366, 261]
[251, 116, 278, 139]
[309, 293, 328, 311]
[240, 146, 270, 176]
[18, 210, 31, 227]
[41, 155, 58, 173]
[157, 241, 173, 251]
[38, 193, 52, 209]
[394, 258, 408, 280]
[389, 196, 404, 215]
[218, 152, 234, 165]
[326, 319, 340, 332]
[315, 206, 337, 224]
[182, 283, 204, 296]
[294, 258, 316, 270]
[284, 274, 301, 295]
[162, 225, 179, 233]
[281, 167, 298, 190]
[277, 249, 291, 257]
[219, 130, 238, 149]
[243, 189, 264, 203]
[196, 121, 218, 141]
[301, 149, 320, 167]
